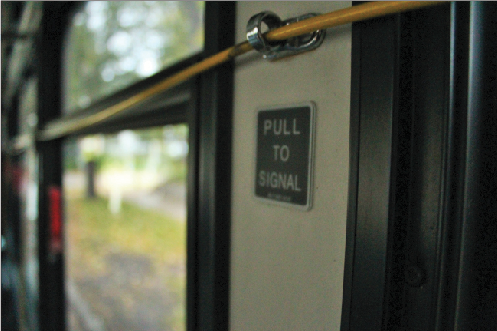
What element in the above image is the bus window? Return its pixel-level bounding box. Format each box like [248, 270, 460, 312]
[64, 124, 188, 331]
[64, 1, 204, 112]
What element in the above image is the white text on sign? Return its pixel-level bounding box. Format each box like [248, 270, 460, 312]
[264, 119, 301, 135]
[258, 171, 302, 191]
[273, 145, 290, 161]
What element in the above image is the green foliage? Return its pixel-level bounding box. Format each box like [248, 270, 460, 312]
[64, 138, 83, 170]
[65, 1, 205, 113]
[72, 125, 188, 183]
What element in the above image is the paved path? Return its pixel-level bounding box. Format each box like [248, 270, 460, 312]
[68, 252, 184, 331]
[65, 173, 187, 330]
[65, 171, 186, 221]
[124, 183, 186, 221]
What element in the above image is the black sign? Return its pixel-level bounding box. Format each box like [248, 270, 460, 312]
[255, 103, 315, 209]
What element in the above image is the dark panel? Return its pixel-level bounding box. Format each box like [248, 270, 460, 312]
[255, 106, 314, 207]
[456, 3, 497, 330]
[4, 94, 22, 264]
[7, 94, 20, 140]
[433, 3, 470, 330]
[339, 15, 361, 331]
[197, 2, 235, 331]
[400, 5, 451, 330]
[382, 11, 414, 330]
[348, 15, 397, 331]
[343, 3, 460, 331]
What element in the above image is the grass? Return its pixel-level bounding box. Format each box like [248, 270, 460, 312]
[67, 196, 186, 266]
[66, 195, 187, 330]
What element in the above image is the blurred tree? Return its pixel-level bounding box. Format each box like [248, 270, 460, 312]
[65, 1, 204, 113]
[64, 2, 200, 182]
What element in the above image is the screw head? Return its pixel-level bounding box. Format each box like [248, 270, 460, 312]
[405, 264, 426, 287]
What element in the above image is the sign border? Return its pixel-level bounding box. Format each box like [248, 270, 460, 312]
[253, 101, 316, 211]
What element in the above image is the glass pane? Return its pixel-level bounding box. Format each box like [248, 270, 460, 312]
[64, 1, 204, 112]
[19, 77, 38, 135]
[20, 149, 40, 330]
[19, 78, 40, 326]
[64, 124, 188, 331]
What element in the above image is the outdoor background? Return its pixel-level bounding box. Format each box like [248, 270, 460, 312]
[65, 125, 188, 331]
[63, 1, 203, 330]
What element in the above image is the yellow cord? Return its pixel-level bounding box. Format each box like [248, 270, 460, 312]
[39, 1, 447, 140]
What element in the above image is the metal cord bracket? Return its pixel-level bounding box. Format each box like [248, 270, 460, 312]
[246, 11, 326, 60]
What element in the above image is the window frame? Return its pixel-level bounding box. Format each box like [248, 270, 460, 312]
[341, 2, 497, 330]
[36, 2, 235, 331]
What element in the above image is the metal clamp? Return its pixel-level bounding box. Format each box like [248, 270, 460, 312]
[246, 11, 326, 60]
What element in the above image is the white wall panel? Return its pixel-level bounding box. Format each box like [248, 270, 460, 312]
[231, 2, 352, 330]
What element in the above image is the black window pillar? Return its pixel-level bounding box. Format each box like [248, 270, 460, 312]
[195, 2, 235, 331]
[341, 2, 497, 330]
[37, 3, 74, 331]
